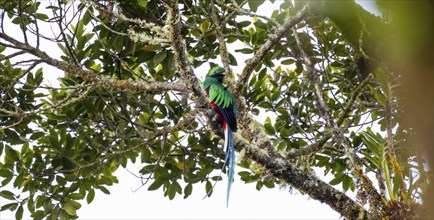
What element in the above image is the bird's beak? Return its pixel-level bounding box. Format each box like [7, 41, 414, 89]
[221, 71, 226, 75]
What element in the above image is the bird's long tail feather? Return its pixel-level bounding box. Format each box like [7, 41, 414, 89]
[202, 126, 235, 208]
[226, 127, 235, 208]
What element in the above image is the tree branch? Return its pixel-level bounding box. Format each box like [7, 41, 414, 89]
[0, 32, 188, 93]
[234, 4, 310, 95]
[233, 134, 373, 220]
[285, 133, 332, 158]
[164, 0, 206, 102]
[210, 0, 231, 75]
[216, 0, 280, 27]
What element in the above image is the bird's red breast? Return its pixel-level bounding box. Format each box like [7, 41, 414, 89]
[206, 86, 227, 129]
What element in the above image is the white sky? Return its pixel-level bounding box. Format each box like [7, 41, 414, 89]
[0, 1, 380, 219]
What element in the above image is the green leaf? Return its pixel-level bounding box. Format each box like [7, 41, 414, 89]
[276, 142, 286, 151]
[184, 183, 192, 199]
[342, 175, 351, 191]
[30, 132, 45, 140]
[137, 0, 147, 8]
[77, 33, 94, 50]
[27, 197, 35, 213]
[69, 193, 84, 200]
[235, 48, 254, 54]
[51, 206, 60, 220]
[295, 61, 303, 73]
[258, 68, 267, 80]
[71, 200, 81, 209]
[393, 170, 403, 199]
[148, 180, 164, 191]
[112, 35, 124, 52]
[86, 189, 95, 204]
[1, 203, 18, 211]
[35, 196, 47, 209]
[228, 53, 237, 66]
[59, 209, 70, 220]
[263, 180, 275, 188]
[369, 85, 387, 107]
[256, 181, 264, 190]
[329, 172, 344, 185]
[0, 44, 6, 53]
[264, 123, 275, 135]
[190, 29, 201, 38]
[281, 59, 296, 65]
[15, 205, 23, 220]
[238, 171, 250, 178]
[63, 201, 76, 216]
[0, 190, 15, 200]
[75, 20, 84, 38]
[248, 0, 265, 12]
[36, 13, 49, 20]
[200, 20, 211, 33]
[205, 181, 212, 196]
[362, 153, 379, 167]
[32, 210, 45, 219]
[361, 130, 383, 158]
[82, 10, 92, 25]
[280, 127, 294, 138]
[168, 182, 177, 200]
[270, 90, 281, 101]
[373, 68, 389, 97]
[238, 21, 251, 27]
[97, 185, 110, 194]
[383, 157, 394, 200]
[48, 130, 59, 149]
[153, 51, 167, 65]
[5, 145, 20, 161]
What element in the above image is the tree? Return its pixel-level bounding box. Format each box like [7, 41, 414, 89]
[0, 0, 432, 219]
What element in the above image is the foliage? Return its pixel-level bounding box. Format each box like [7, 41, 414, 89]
[0, 0, 431, 219]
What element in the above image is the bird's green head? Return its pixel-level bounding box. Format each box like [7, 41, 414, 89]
[206, 66, 226, 83]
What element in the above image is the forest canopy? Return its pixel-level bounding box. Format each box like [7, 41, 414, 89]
[0, 0, 432, 219]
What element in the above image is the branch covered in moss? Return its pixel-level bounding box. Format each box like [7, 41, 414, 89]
[234, 134, 373, 220]
[0, 33, 187, 93]
[164, 0, 207, 103]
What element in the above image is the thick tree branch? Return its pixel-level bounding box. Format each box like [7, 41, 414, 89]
[232, 94, 373, 219]
[164, 0, 206, 103]
[233, 134, 373, 220]
[0, 33, 187, 93]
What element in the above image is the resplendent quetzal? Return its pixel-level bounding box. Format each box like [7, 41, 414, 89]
[202, 66, 238, 207]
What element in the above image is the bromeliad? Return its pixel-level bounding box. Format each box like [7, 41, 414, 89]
[202, 66, 238, 207]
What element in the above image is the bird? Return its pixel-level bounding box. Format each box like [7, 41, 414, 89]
[202, 66, 238, 207]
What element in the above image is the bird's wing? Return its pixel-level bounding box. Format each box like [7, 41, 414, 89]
[209, 84, 238, 132]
